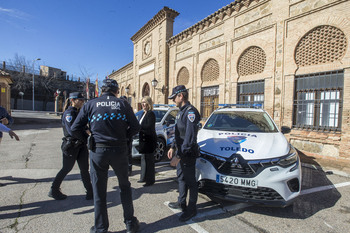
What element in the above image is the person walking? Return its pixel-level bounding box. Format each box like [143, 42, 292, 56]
[167, 85, 200, 222]
[48, 92, 93, 200]
[0, 106, 14, 144]
[71, 79, 140, 233]
[137, 96, 157, 187]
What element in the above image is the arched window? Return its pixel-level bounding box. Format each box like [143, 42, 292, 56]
[295, 25, 347, 66]
[142, 83, 150, 97]
[177, 67, 189, 85]
[237, 46, 266, 76]
[201, 59, 219, 82]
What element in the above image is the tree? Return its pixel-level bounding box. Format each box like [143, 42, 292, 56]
[6, 54, 33, 109]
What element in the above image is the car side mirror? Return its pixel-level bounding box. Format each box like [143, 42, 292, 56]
[281, 126, 291, 134]
[165, 119, 175, 126]
[198, 123, 202, 129]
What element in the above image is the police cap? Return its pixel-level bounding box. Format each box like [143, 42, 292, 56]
[168, 85, 188, 99]
[102, 79, 119, 89]
[69, 92, 85, 99]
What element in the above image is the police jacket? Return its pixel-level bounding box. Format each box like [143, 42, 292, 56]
[62, 106, 88, 141]
[171, 102, 200, 157]
[71, 92, 140, 145]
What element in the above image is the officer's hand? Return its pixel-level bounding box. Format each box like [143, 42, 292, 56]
[167, 148, 174, 160]
[1, 118, 9, 125]
[9, 130, 20, 141]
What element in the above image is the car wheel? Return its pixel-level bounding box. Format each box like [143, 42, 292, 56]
[154, 138, 165, 162]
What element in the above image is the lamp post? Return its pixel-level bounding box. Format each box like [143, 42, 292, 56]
[32, 58, 41, 111]
[151, 78, 158, 100]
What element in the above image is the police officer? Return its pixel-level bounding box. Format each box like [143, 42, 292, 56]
[49, 92, 93, 200]
[167, 85, 200, 222]
[71, 79, 140, 233]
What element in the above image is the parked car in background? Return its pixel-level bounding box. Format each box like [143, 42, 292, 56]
[196, 104, 301, 207]
[132, 105, 179, 162]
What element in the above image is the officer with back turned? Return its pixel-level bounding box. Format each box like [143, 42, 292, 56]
[71, 79, 140, 233]
[167, 85, 200, 222]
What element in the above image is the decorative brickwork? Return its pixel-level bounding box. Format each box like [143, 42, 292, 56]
[177, 67, 189, 85]
[237, 46, 266, 76]
[295, 25, 347, 67]
[201, 59, 219, 82]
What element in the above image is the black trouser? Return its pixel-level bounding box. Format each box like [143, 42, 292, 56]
[177, 156, 198, 211]
[90, 145, 135, 233]
[127, 139, 132, 171]
[52, 145, 92, 192]
[140, 152, 155, 183]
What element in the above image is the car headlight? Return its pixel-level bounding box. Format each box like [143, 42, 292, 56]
[278, 146, 298, 167]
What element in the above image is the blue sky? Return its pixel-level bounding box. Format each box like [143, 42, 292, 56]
[0, 0, 233, 81]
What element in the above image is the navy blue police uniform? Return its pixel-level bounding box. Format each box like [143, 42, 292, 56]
[49, 92, 93, 200]
[169, 85, 200, 220]
[71, 80, 140, 233]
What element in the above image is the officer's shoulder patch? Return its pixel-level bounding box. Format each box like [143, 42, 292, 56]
[188, 112, 196, 122]
[65, 115, 73, 123]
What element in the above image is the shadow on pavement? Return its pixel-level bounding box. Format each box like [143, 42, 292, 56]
[12, 117, 61, 130]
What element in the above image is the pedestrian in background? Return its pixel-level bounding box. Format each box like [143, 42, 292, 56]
[48, 92, 93, 200]
[71, 79, 140, 233]
[137, 96, 156, 187]
[167, 85, 200, 222]
[0, 106, 14, 144]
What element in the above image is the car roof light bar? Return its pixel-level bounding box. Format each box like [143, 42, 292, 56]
[153, 104, 176, 107]
[218, 104, 263, 109]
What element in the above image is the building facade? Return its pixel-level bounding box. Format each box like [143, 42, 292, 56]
[40, 65, 67, 79]
[110, 0, 350, 160]
[0, 70, 13, 113]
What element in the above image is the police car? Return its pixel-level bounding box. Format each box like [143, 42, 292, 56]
[132, 105, 179, 162]
[196, 104, 301, 207]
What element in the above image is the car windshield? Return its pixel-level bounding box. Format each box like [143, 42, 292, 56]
[204, 111, 278, 133]
[135, 109, 167, 123]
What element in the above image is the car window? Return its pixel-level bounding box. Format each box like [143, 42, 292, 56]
[204, 111, 278, 133]
[153, 110, 167, 123]
[164, 110, 178, 123]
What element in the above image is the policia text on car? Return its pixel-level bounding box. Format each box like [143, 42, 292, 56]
[71, 79, 140, 233]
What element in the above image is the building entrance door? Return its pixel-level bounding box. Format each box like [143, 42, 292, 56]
[200, 86, 219, 120]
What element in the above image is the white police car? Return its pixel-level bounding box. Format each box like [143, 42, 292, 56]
[196, 104, 301, 207]
[132, 105, 179, 162]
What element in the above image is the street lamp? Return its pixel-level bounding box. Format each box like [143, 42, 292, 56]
[32, 58, 41, 111]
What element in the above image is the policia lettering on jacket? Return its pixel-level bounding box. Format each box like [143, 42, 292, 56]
[71, 79, 140, 233]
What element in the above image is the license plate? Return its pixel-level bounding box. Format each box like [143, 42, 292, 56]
[216, 174, 258, 189]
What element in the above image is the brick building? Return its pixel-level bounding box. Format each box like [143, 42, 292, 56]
[110, 0, 350, 160]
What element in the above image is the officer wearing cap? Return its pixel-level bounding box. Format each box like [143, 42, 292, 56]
[167, 85, 200, 222]
[71, 79, 140, 233]
[49, 92, 93, 200]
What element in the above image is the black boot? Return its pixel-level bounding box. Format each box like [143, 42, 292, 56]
[48, 187, 67, 200]
[126, 217, 139, 233]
